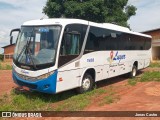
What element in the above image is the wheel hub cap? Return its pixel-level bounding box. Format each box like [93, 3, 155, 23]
[133, 68, 136, 76]
[82, 78, 90, 90]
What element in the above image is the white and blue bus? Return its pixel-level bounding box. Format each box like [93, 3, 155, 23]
[11, 19, 151, 94]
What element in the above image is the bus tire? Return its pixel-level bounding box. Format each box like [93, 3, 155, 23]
[76, 73, 94, 94]
[130, 65, 137, 78]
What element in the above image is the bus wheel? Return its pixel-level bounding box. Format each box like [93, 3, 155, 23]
[76, 73, 94, 94]
[130, 65, 137, 78]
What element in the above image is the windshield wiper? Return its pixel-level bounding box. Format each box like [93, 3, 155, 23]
[16, 34, 37, 70]
[25, 39, 37, 70]
[16, 43, 27, 63]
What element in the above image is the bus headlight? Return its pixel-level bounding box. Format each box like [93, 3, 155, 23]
[37, 71, 55, 80]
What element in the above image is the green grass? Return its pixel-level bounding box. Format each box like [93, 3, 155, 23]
[0, 88, 106, 111]
[5, 64, 12, 70]
[50, 88, 106, 111]
[149, 62, 160, 68]
[128, 78, 137, 86]
[99, 86, 120, 106]
[128, 71, 160, 86]
[103, 95, 114, 104]
[0, 62, 12, 70]
[140, 71, 160, 82]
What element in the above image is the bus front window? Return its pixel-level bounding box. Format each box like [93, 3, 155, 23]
[13, 26, 61, 70]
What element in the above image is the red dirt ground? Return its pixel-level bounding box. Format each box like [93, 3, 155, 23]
[1, 68, 160, 120]
[0, 70, 17, 95]
[86, 81, 160, 111]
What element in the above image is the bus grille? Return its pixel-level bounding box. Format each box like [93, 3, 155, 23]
[16, 72, 38, 82]
[16, 80, 37, 89]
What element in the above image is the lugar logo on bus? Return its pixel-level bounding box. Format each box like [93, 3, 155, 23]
[107, 51, 126, 64]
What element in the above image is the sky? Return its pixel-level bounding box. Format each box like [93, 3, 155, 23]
[128, 0, 160, 32]
[0, 0, 46, 54]
[0, 0, 160, 53]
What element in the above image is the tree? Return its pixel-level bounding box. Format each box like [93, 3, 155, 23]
[43, 0, 137, 27]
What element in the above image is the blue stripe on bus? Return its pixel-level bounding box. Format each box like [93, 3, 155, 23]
[12, 70, 58, 94]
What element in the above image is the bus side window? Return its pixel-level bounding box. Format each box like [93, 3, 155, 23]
[61, 33, 80, 56]
[58, 24, 87, 67]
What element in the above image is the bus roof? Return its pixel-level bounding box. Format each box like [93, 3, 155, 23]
[23, 18, 151, 38]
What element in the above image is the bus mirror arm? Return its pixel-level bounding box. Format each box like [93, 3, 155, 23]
[10, 36, 13, 45]
[10, 28, 20, 45]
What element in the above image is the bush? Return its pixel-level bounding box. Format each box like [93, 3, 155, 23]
[0, 63, 2, 69]
[0, 54, 4, 61]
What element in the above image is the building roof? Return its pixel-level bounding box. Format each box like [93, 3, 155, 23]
[142, 28, 160, 33]
[2, 43, 15, 48]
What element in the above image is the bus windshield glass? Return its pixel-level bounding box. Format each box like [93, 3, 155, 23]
[13, 26, 61, 69]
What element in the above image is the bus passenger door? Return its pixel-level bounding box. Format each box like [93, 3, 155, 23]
[56, 32, 81, 92]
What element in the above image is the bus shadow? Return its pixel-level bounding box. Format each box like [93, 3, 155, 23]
[96, 70, 143, 88]
[13, 87, 77, 103]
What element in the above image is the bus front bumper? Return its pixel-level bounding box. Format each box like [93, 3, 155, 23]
[12, 70, 58, 94]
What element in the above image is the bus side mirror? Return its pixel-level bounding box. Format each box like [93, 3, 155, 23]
[10, 28, 20, 45]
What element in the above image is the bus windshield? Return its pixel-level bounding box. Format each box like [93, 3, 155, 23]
[13, 26, 61, 70]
